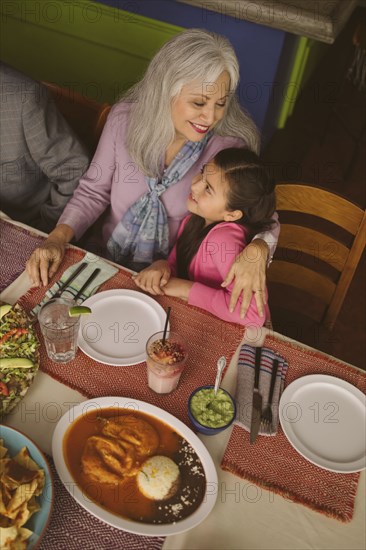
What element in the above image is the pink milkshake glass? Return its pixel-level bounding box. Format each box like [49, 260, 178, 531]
[146, 331, 188, 394]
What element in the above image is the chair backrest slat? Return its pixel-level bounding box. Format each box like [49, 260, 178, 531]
[276, 184, 364, 235]
[268, 261, 336, 303]
[278, 225, 349, 271]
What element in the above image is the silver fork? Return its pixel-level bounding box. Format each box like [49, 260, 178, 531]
[260, 359, 279, 433]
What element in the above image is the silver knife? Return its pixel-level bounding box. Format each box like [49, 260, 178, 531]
[250, 347, 263, 444]
[53, 262, 88, 298]
[74, 268, 101, 302]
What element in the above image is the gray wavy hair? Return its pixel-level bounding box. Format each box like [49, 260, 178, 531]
[122, 28, 260, 177]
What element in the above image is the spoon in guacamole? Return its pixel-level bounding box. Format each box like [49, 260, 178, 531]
[214, 356, 226, 395]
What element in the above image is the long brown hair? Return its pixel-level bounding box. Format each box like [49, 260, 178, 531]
[176, 148, 276, 279]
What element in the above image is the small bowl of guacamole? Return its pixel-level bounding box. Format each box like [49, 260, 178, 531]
[188, 385, 236, 435]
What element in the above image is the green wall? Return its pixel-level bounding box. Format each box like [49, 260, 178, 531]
[0, 0, 183, 103]
[277, 36, 328, 128]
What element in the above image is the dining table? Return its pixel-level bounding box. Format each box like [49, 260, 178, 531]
[0, 214, 365, 550]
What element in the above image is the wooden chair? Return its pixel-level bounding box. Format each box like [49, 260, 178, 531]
[42, 81, 111, 154]
[267, 183, 366, 331]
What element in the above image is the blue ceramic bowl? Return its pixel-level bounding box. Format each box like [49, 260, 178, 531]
[0, 425, 54, 549]
[188, 385, 236, 436]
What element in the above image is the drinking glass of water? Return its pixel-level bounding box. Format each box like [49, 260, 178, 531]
[38, 297, 80, 363]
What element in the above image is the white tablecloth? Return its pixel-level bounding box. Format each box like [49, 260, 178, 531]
[1, 218, 365, 550]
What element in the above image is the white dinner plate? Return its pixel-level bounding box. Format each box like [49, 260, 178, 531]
[52, 396, 218, 536]
[77, 289, 168, 366]
[279, 374, 366, 473]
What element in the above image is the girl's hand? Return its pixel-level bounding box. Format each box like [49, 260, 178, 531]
[133, 260, 171, 295]
[26, 224, 74, 287]
[162, 278, 193, 301]
[222, 239, 268, 318]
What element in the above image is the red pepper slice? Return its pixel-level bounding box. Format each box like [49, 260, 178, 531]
[0, 381, 9, 396]
[14, 328, 28, 339]
[0, 328, 28, 345]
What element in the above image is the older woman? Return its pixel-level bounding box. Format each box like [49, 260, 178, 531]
[26, 28, 279, 318]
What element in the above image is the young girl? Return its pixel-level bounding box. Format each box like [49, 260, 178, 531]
[134, 148, 276, 327]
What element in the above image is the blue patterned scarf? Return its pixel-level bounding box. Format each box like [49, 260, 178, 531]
[107, 133, 211, 268]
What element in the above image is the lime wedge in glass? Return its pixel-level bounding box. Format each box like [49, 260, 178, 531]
[68, 306, 92, 317]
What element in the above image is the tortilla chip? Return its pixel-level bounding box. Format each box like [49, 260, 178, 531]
[0, 515, 10, 528]
[6, 479, 38, 518]
[11, 502, 30, 529]
[0, 525, 18, 548]
[25, 496, 40, 517]
[13, 448, 41, 473]
[2, 466, 39, 491]
[0, 458, 11, 477]
[0, 489, 8, 516]
[1, 482, 13, 508]
[0, 441, 8, 459]
[12, 496, 40, 529]
[0, 524, 31, 549]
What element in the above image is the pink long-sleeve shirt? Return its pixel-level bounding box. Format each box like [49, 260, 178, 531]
[168, 216, 270, 327]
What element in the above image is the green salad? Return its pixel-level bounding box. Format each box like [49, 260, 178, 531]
[190, 388, 235, 428]
[0, 303, 39, 418]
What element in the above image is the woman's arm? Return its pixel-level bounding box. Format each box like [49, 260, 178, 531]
[252, 212, 280, 264]
[222, 213, 280, 318]
[57, 104, 122, 241]
[26, 106, 124, 286]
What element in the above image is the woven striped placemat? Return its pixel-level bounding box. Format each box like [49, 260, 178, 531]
[221, 334, 366, 523]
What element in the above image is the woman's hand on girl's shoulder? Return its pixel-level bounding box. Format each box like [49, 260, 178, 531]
[133, 260, 171, 295]
[221, 239, 268, 318]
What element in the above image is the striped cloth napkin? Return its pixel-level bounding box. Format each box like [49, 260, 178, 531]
[31, 253, 119, 316]
[235, 344, 289, 436]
